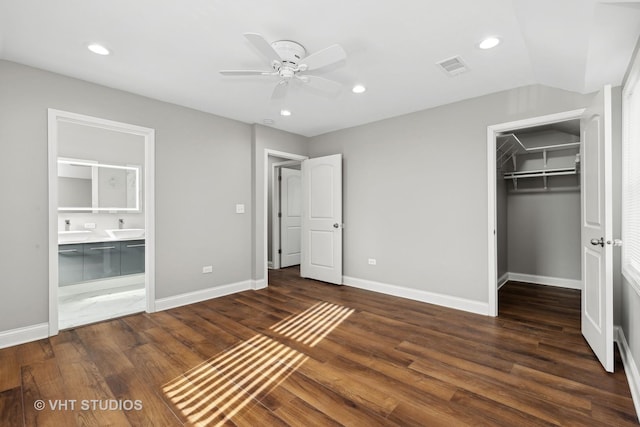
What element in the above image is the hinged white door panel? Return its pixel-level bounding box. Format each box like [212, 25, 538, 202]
[581, 85, 614, 372]
[301, 154, 343, 284]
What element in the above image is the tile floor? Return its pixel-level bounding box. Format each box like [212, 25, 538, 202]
[58, 283, 145, 329]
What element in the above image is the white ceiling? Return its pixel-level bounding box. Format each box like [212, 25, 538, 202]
[1, 0, 639, 137]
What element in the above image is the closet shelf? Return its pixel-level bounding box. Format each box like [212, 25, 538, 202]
[503, 166, 577, 180]
[497, 132, 580, 169]
[504, 166, 578, 190]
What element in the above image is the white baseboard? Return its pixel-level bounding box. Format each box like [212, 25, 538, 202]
[267, 261, 274, 269]
[155, 280, 253, 311]
[506, 272, 582, 290]
[498, 272, 509, 290]
[252, 278, 267, 290]
[0, 323, 49, 350]
[615, 326, 640, 423]
[342, 276, 489, 315]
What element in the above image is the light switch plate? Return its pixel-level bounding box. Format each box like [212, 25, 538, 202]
[236, 204, 245, 214]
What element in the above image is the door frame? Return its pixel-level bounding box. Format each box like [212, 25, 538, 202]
[271, 160, 302, 270]
[486, 108, 585, 316]
[48, 109, 156, 336]
[263, 149, 308, 283]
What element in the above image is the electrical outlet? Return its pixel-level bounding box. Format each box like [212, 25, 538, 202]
[202, 266, 213, 274]
[84, 223, 96, 229]
[368, 258, 377, 265]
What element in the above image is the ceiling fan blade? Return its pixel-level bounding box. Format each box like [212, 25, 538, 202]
[271, 80, 289, 100]
[299, 44, 346, 71]
[299, 75, 342, 97]
[219, 70, 276, 76]
[244, 33, 282, 66]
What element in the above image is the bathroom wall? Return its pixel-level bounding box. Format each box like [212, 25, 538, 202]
[57, 119, 146, 239]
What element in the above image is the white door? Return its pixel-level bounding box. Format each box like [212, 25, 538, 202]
[301, 154, 343, 284]
[581, 85, 614, 372]
[280, 167, 302, 267]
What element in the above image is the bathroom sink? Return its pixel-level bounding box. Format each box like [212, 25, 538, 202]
[58, 230, 92, 243]
[105, 228, 145, 239]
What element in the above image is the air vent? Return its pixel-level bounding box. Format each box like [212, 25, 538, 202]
[436, 55, 469, 76]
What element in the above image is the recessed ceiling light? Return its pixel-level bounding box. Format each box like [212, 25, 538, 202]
[280, 109, 292, 117]
[352, 84, 366, 94]
[87, 43, 110, 56]
[479, 37, 500, 50]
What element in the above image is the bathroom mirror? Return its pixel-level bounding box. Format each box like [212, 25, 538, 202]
[58, 158, 141, 211]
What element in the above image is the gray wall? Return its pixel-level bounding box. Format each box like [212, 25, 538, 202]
[506, 191, 581, 279]
[309, 85, 592, 303]
[0, 59, 252, 331]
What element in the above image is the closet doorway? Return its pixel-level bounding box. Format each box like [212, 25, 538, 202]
[487, 109, 586, 316]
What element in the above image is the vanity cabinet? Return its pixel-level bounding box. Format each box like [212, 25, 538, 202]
[120, 240, 145, 275]
[83, 242, 121, 281]
[58, 239, 145, 286]
[58, 244, 84, 286]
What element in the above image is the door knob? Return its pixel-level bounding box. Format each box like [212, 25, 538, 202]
[590, 237, 604, 247]
[333, 223, 340, 229]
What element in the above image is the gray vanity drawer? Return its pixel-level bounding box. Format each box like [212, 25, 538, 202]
[58, 244, 84, 286]
[120, 240, 145, 275]
[83, 242, 121, 280]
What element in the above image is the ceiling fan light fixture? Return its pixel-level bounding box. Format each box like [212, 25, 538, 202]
[479, 37, 500, 50]
[87, 43, 110, 55]
[280, 109, 292, 117]
[352, 84, 366, 94]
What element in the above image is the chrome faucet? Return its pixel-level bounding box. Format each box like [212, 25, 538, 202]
[118, 218, 124, 229]
[64, 219, 70, 231]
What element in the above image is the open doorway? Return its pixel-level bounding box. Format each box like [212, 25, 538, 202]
[487, 109, 585, 316]
[263, 150, 307, 284]
[269, 160, 302, 270]
[48, 110, 155, 335]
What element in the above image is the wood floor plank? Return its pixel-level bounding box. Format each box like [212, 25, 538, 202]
[1, 268, 637, 425]
[0, 347, 20, 393]
[0, 387, 23, 427]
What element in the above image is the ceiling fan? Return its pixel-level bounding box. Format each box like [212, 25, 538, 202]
[220, 33, 347, 101]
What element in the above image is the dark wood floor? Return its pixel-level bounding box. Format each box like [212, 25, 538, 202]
[0, 268, 637, 426]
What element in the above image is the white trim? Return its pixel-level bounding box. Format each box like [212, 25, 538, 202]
[252, 279, 268, 290]
[343, 276, 489, 316]
[0, 323, 49, 350]
[615, 326, 640, 422]
[263, 149, 308, 286]
[497, 272, 509, 289]
[487, 109, 586, 317]
[267, 261, 274, 269]
[155, 280, 253, 311]
[505, 272, 582, 290]
[48, 109, 156, 337]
